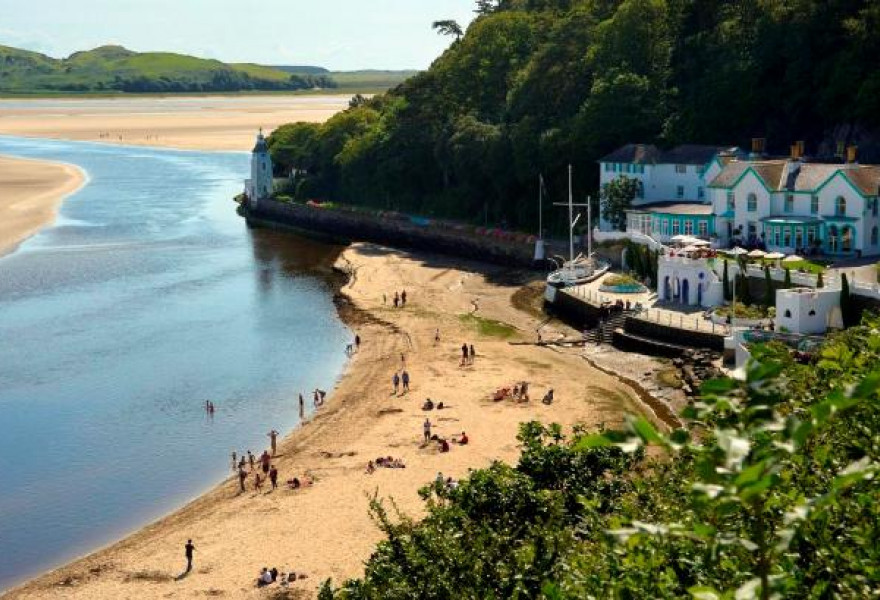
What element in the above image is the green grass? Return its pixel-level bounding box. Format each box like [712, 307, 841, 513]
[713, 304, 770, 319]
[458, 314, 518, 339]
[329, 70, 417, 90]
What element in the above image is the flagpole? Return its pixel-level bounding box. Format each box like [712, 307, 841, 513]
[567, 164, 574, 264]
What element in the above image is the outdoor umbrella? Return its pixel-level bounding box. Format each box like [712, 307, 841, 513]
[747, 249, 767, 258]
[728, 247, 748, 256]
[764, 252, 785, 259]
[782, 254, 804, 262]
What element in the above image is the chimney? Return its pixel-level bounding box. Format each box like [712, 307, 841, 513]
[835, 141, 845, 158]
[846, 145, 858, 164]
[790, 144, 798, 160]
[796, 140, 805, 158]
[750, 137, 766, 159]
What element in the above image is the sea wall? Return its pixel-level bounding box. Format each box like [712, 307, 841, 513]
[244, 200, 539, 268]
[624, 316, 725, 352]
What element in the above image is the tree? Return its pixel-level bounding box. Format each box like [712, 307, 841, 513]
[840, 272, 853, 327]
[817, 271, 824, 288]
[763, 264, 774, 307]
[783, 267, 792, 288]
[723, 259, 730, 301]
[738, 272, 752, 306]
[600, 176, 639, 231]
[432, 19, 463, 40]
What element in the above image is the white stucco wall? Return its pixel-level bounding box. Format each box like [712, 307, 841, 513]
[775, 287, 841, 334]
[657, 256, 723, 307]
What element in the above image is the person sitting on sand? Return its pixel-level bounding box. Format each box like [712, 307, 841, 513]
[437, 401, 444, 410]
[287, 477, 301, 489]
[257, 567, 273, 587]
[439, 438, 450, 453]
[366, 461, 375, 474]
[542, 388, 555, 405]
[270, 568, 279, 582]
[422, 398, 434, 411]
[454, 431, 469, 445]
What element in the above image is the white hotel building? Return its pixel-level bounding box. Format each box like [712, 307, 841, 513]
[599, 141, 880, 257]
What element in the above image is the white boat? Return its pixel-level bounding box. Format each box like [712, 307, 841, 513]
[547, 254, 610, 287]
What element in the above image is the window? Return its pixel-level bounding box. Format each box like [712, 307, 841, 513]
[784, 194, 794, 213]
[773, 226, 781, 247]
[842, 226, 853, 252]
[810, 195, 818, 214]
[828, 225, 838, 252]
[872, 226, 879, 246]
[636, 181, 644, 198]
[684, 220, 694, 235]
[807, 228, 815, 246]
[727, 192, 735, 211]
[672, 221, 680, 235]
[625, 163, 632, 173]
[661, 220, 669, 236]
[747, 193, 757, 212]
[676, 164, 687, 174]
[836, 196, 846, 216]
[748, 222, 757, 237]
[698, 187, 705, 200]
[677, 185, 685, 199]
[783, 229, 791, 247]
[795, 227, 803, 249]
[604, 163, 611, 172]
[784, 309, 792, 318]
[698, 221, 708, 237]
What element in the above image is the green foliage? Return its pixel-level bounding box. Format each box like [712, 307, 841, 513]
[737, 273, 752, 306]
[458, 313, 518, 338]
[817, 271, 824, 288]
[264, 0, 880, 230]
[601, 175, 639, 231]
[324, 313, 880, 599]
[762, 265, 774, 307]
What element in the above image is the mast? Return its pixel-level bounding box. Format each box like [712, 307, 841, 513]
[567, 165, 574, 264]
[538, 174, 543, 240]
[587, 195, 592, 258]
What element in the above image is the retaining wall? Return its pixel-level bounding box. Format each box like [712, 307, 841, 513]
[624, 316, 725, 352]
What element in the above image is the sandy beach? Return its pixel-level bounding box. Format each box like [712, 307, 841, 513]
[0, 95, 352, 151]
[2, 241, 672, 599]
[0, 154, 85, 255]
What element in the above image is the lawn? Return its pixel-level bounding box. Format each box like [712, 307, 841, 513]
[458, 314, 518, 339]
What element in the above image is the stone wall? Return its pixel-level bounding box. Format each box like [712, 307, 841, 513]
[245, 200, 539, 268]
[624, 316, 725, 351]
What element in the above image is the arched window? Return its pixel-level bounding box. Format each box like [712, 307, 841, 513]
[835, 196, 846, 216]
[872, 226, 878, 246]
[828, 225, 838, 252]
[784, 309, 792, 318]
[747, 193, 757, 212]
[808, 309, 816, 316]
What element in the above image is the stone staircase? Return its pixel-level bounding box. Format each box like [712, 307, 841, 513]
[584, 310, 629, 344]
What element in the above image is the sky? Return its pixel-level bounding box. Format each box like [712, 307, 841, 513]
[0, 0, 476, 70]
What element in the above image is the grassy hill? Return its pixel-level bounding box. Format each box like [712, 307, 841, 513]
[0, 44, 335, 94]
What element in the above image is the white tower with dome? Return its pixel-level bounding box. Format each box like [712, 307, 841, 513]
[244, 129, 273, 208]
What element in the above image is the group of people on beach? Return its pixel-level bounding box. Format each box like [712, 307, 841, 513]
[383, 289, 408, 308]
[256, 566, 303, 588]
[391, 370, 411, 394]
[459, 343, 476, 367]
[346, 333, 361, 356]
[365, 455, 406, 473]
[233, 449, 279, 492]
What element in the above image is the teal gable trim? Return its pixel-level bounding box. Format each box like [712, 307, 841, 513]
[707, 166, 774, 193]
[814, 170, 869, 198]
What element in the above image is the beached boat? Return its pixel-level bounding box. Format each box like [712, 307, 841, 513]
[547, 254, 610, 287]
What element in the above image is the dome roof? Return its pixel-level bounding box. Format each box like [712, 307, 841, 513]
[253, 131, 269, 153]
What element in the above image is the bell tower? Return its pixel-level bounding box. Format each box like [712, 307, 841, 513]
[246, 129, 273, 208]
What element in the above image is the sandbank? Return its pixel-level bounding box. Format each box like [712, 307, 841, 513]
[2, 242, 672, 599]
[0, 154, 85, 256]
[0, 95, 352, 151]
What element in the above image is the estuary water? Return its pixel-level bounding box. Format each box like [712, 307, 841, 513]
[0, 137, 350, 591]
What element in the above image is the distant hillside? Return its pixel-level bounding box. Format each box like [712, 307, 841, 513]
[0, 44, 336, 93]
[272, 65, 331, 75]
[329, 70, 419, 91]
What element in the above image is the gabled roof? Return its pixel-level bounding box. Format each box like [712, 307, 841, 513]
[599, 144, 661, 164]
[659, 144, 728, 165]
[711, 159, 880, 196]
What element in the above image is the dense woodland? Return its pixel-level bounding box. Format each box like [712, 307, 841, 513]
[269, 0, 880, 234]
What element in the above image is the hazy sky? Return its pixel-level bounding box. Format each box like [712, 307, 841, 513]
[0, 0, 476, 70]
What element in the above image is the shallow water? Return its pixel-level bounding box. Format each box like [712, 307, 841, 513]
[0, 137, 350, 591]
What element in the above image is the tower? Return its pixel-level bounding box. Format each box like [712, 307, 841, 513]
[245, 129, 273, 208]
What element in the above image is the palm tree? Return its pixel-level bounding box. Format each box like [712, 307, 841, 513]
[432, 20, 463, 41]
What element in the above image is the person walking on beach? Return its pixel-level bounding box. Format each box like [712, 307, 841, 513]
[260, 450, 271, 474]
[231, 451, 237, 471]
[460, 343, 468, 367]
[402, 370, 410, 393]
[392, 372, 400, 395]
[469, 344, 476, 365]
[298, 394, 305, 420]
[184, 539, 195, 573]
[434, 328, 440, 345]
[393, 292, 399, 308]
[238, 466, 247, 492]
[355, 334, 361, 351]
[268, 430, 279, 456]
[401, 290, 407, 306]
[248, 451, 255, 471]
[423, 418, 432, 443]
[269, 465, 278, 490]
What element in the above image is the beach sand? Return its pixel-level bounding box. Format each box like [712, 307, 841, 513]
[0, 154, 84, 255]
[0, 95, 352, 151]
[2, 242, 669, 599]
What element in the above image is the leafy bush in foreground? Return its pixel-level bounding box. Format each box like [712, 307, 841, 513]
[322, 314, 880, 599]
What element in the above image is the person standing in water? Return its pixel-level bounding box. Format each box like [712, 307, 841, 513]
[298, 394, 305, 421]
[184, 539, 195, 572]
[267, 430, 279, 456]
[231, 451, 237, 471]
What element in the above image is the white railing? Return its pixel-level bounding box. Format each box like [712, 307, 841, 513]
[560, 286, 729, 336]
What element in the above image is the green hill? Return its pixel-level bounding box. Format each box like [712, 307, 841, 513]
[0, 44, 336, 93]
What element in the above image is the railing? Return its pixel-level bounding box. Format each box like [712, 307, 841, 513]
[561, 285, 729, 336]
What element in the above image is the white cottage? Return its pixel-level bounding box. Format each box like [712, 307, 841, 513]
[244, 130, 274, 209]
